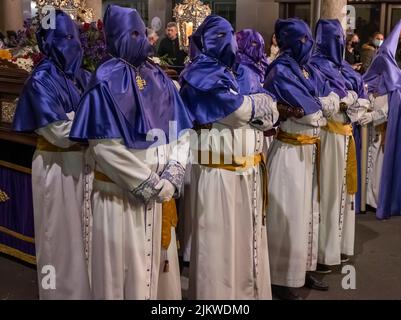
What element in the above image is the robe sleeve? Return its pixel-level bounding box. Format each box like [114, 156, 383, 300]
[292, 110, 327, 127]
[219, 93, 278, 131]
[372, 94, 389, 126]
[319, 92, 340, 118]
[35, 111, 77, 148]
[346, 90, 370, 123]
[89, 139, 161, 202]
[161, 131, 191, 196]
[218, 95, 253, 128]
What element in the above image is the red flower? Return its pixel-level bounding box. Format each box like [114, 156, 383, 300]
[97, 19, 103, 31]
[32, 52, 44, 67]
[83, 22, 91, 31]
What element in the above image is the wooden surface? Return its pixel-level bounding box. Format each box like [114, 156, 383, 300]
[0, 60, 29, 97]
[0, 60, 35, 146]
[0, 124, 37, 146]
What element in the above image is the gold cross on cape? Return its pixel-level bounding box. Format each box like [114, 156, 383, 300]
[136, 75, 147, 90]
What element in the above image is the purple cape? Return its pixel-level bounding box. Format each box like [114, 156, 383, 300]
[235, 29, 270, 95]
[310, 19, 367, 99]
[310, 20, 368, 214]
[235, 29, 268, 84]
[70, 5, 193, 149]
[364, 20, 401, 219]
[264, 19, 331, 115]
[179, 15, 244, 125]
[13, 10, 89, 132]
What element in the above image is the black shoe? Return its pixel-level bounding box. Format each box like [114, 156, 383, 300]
[315, 263, 332, 274]
[304, 273, 329, 291]
[341, 254, 350, 263]
[366, 204, 377, 213]
[272, 285, 303, 300]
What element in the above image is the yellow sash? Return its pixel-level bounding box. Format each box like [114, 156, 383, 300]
[200, 151, 268, 225]
[276, 130, 321, 200]
[36, 136, 83, 153]
[322, 120, 357, 195]
[94, 170, 112, 183]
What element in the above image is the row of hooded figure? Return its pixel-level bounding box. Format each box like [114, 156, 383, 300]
[11, 4, 401, 300]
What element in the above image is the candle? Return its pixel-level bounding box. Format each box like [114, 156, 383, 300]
[185, 22, 193, 47]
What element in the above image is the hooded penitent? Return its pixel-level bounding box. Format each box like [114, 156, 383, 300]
[311, 19, 367, 99]
[363, 20, 401, 219]
[13, 10, 90, 132]
[70, 5, 193, 149]
[311, 19, 369, 214]
[179, 15, 244, 125]
[264, 18, 331, 115]
[235, 28, 270, 95]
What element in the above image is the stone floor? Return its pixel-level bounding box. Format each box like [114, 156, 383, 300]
[1, 212, 401, 300]
[0, 254, 38, 300]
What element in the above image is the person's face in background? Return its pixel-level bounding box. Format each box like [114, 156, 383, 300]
[372, 33, 384, 48]
[351, 34, 359, 46]
[148, 32, 159, 46]
[166, 26, 178, 40]
[272, 33, 278, 46]
[348, 34, 360, 49]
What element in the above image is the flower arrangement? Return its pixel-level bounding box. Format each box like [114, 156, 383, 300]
[0, 49, 12, 61]
[1, 17, 181, 75]
[79, 19, 108, 72]
[8, 19, 42, 72]
[150, 54, 176, 67]
[0, 18, 107, 73]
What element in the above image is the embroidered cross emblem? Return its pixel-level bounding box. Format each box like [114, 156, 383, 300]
[136, 75, 147, 90]
[302, 68, 310, 79]
[0, 189, 9, 203]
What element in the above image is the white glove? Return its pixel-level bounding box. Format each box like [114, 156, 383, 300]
[249, 93, 279, 131]
[341, 90, 358, 107]
[319, 92, 340, 118]
[155, 179, 176, 203]
[359, 112, 374, 126]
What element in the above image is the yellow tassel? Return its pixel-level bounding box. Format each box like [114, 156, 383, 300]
[161, 200, 178, 250]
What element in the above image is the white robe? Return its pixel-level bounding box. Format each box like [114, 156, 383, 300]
[188, 96, 278, 299]
[267, 111, 325, 288]
[318, 93, 369, 265]
[33, 112, 91, 300]
[366, 94, 389, 209]
[88, 135, 189, 300]
[177, 163, 193, 263]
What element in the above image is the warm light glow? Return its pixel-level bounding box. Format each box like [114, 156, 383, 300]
[173, 0, 211, 52]
[32, 0, 94, 22]
[184, 22, 193, 47]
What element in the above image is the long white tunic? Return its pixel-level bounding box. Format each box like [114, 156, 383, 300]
[267, 111, 325, 288]
[88, 135, 189, 300]
[33, 112, 91, 300]
[177, 163, 193, 263]
[318, 93, 369, 265]
[366, 94, 389, 209]
[188, 96, 278, 300]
